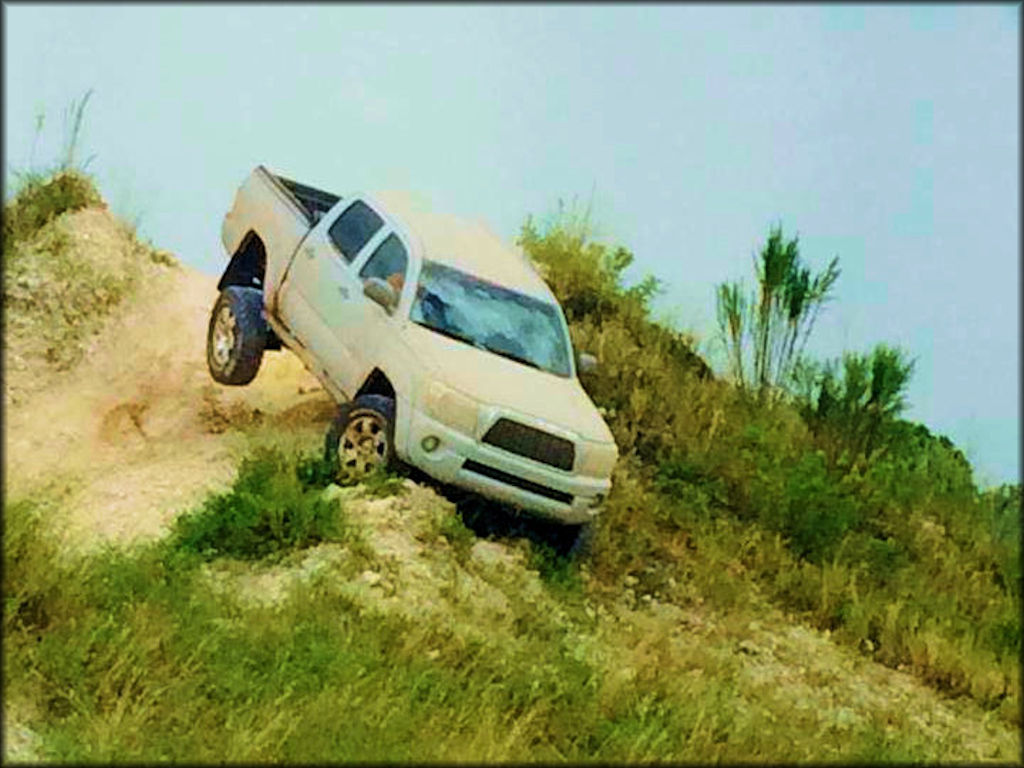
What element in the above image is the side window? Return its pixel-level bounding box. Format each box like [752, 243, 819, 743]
[328, 200, 384, 262]
[359, 233, 409, 294]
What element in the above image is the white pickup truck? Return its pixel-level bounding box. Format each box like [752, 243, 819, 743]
[206, 165, 618, 536]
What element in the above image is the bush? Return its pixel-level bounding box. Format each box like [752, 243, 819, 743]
[772, 451, 860, 564]
[792, 344, 915, 467]
[169, 447, 346, 561]
[3, 170, 103, 250]
[518, 204, 709, 382]
[517, 203, 1017, 720]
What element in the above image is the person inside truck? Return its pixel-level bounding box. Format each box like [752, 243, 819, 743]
[358, 233, 408, 298]
[385, 271, 404, 294]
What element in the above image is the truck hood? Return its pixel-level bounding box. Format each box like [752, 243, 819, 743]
[406, 322, 615, 445]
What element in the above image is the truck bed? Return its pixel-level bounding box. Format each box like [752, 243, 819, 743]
[220, 166, 344, 304]
[270, 172, 342, 227]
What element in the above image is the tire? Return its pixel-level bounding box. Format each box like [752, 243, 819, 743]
[206, 286, 267, 385]
[324, 394, 397, 480]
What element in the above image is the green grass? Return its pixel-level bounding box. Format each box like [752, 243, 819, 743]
[5, 445, 1014, 762]
[4, 448, 1002, 761]
[522, 208, 1021, 726]
[168, 447, 348, 562]
[6, 488, 978, 763]
[438, 511, 476, 563]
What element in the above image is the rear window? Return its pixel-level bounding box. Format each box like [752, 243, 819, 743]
[328, 201, 384, 262]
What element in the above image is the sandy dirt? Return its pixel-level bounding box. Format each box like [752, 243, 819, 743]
[4, 209, 334, 550]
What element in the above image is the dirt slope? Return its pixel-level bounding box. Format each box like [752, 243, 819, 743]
[3, 206, 1018, 761]
[4, 207, 335, 550]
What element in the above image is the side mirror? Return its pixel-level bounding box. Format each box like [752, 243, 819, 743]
[363, 277, 398, 314]
[577, 352, 598, 375]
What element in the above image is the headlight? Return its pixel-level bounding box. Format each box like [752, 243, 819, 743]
[423, 381, 479, 436]
[577, 441, 618, 478]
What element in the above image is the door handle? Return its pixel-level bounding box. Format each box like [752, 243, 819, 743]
[337, 285, 350, 300]
[303, 246, 315, 259]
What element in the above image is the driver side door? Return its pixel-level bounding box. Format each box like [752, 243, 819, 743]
[342, 230, 412, 379]
[281, 198, 387, 397]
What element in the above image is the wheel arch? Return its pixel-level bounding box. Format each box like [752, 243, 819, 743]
[217, 231, 267, 291]
[354, 368, 396, 401]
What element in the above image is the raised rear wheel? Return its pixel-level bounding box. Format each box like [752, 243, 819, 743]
[206, 286, 267, 385]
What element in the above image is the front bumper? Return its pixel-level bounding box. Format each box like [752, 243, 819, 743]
[402, 406, 610, 525]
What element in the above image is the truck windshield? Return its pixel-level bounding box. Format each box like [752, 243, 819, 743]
[410, 260, 572, 377]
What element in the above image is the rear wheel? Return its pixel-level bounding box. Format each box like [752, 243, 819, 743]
[206, 286, 267, 385]
[324, 394, 397, 480]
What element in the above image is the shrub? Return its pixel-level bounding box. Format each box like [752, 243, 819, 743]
[792, 344, 916, 466]
[519, 202, 1017, 720]
[295, 453, 339, 489]
[3, 170, 103, 250]
[773, 451, 860, 564]
[518, 203, 709, 382]
[169, 447, 345, 561]
[518, 201, 656, 329]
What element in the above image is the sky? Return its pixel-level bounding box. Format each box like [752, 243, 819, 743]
[3, 3, 1019, 486]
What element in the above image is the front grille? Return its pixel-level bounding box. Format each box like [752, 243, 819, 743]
[462, 460, 574, 505]
[482, 419, 575, 471]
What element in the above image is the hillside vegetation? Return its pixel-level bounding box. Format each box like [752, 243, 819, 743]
[3, 171, 1019, 762]
[521, 207, 1019, 713]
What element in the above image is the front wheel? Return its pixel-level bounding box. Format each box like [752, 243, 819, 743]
[324, 394, 397, 480]
[206, 286, 267, 385]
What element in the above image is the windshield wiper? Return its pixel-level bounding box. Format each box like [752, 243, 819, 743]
[414, 320, 484, 349]
[482, 344, 543, 371]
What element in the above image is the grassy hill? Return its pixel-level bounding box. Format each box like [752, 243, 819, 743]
[3, 171, 1019, 762]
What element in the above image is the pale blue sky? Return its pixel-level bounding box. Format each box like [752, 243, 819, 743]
[4, 4, 1019, 486]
